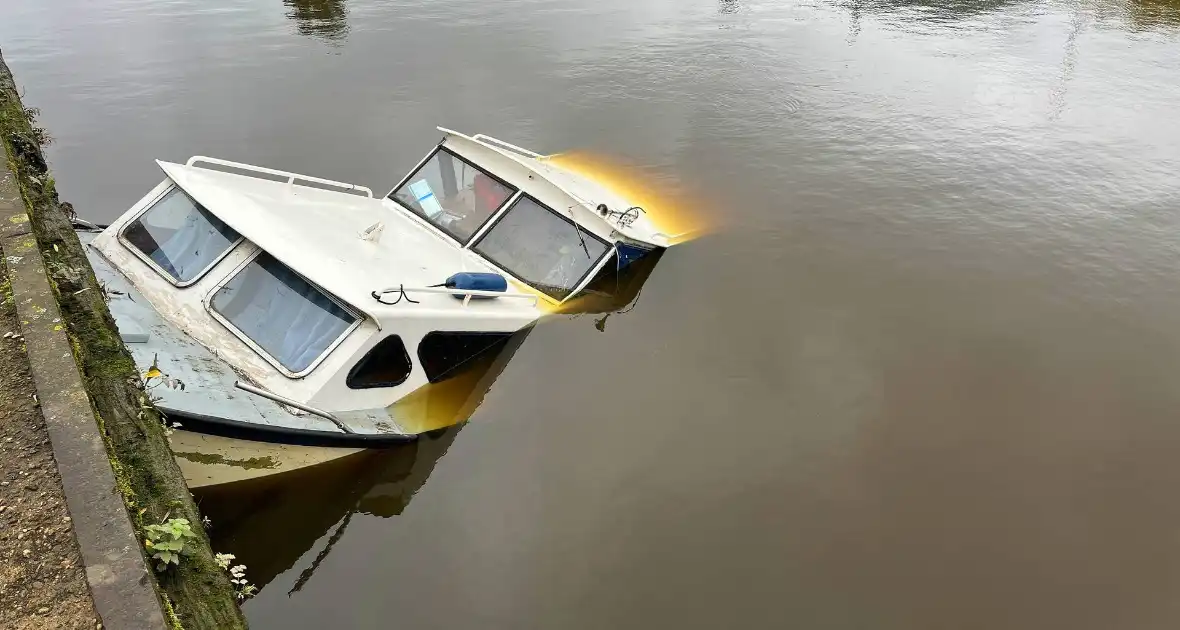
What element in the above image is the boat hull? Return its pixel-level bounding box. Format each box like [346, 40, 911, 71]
[170, 430, 364, 488]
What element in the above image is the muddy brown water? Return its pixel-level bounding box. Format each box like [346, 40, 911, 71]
[5, 0, 1180, 627]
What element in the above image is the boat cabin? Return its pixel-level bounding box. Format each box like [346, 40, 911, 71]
[84, 128, 667, 440]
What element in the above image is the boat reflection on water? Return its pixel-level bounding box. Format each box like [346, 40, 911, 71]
[192, 250, 666, 595]
[1124, 0, 1180, 30]
[283, 0, 350, 43]
[558, 244, 666, 319]
[195, 428, 461, 595]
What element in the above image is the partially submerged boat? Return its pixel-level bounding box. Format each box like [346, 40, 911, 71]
[80, 128, 672, 474]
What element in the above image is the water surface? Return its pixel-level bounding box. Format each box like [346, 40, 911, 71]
[4, 0, 1180, 627]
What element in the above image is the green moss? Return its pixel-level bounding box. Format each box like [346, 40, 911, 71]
[164, 596, 185, 630]
[173, 452, 278, 470]
[0, 54, 246, 629]
[92, 408, 139, 516]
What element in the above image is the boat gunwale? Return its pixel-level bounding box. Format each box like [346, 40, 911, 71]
[161, 406, 418, 448]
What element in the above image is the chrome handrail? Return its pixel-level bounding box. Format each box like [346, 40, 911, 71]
[371, 285, 540, 306]
[186, 156, 374, 198]
[233, 381, 355, 434]
[471, 134, 543, 159]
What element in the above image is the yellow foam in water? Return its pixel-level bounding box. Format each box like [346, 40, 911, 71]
[545, 151, 717, 245]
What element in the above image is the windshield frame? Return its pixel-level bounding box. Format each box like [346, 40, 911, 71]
[472, 193, 613, 301]
[118, 184, 244, 287]
[203, 248, 363, 378]
[386, 146, 519, 245]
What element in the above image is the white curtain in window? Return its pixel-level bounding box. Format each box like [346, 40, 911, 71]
[151, 211, 231, 281]
[213, 255, 355, 373]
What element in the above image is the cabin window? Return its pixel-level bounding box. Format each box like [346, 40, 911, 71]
[389, 148, 516, 243]
[347, 336, 412, 389]
[209, 252, 358, 375]
[473, 196, 610, 300]
[121, 187, 241, 285]
[418, 331, 513, 383]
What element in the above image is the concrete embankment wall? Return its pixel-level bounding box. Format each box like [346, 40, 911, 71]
[0, 48, 247, 629]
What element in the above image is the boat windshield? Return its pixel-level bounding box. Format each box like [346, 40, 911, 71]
[121, 187, 241, 285]
[209, 253, 358, 374]
[389, 148, 516, 243]
[473, 196, 611, 300]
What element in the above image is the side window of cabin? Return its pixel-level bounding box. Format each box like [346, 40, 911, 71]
[418, 332, 513, 383]
[209, 253, 357, 375]
[347, 336, 412, 389]
[121, 187, 241, 285]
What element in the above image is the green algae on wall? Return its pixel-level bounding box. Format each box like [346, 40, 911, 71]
[0, 51, 248, 629]
[174, 452, 280, 471]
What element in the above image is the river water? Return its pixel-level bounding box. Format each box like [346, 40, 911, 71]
[5, 0, 1180, 627]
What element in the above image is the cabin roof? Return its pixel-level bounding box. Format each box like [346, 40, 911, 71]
[157, 160, 543, 322]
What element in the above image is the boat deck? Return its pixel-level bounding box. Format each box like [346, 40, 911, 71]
[80, 232, 410, 443]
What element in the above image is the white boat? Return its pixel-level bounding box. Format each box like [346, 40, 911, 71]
[79, 128, 672, 465]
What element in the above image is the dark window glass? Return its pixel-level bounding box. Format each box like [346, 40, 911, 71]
[210, 253, 357, 373]
[122, 187, 240, 284]
[347, 336, 412, 389]
[418, 332, 513, 383]
[473, 196, 610, 300]
[389, 148, 515, 243]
